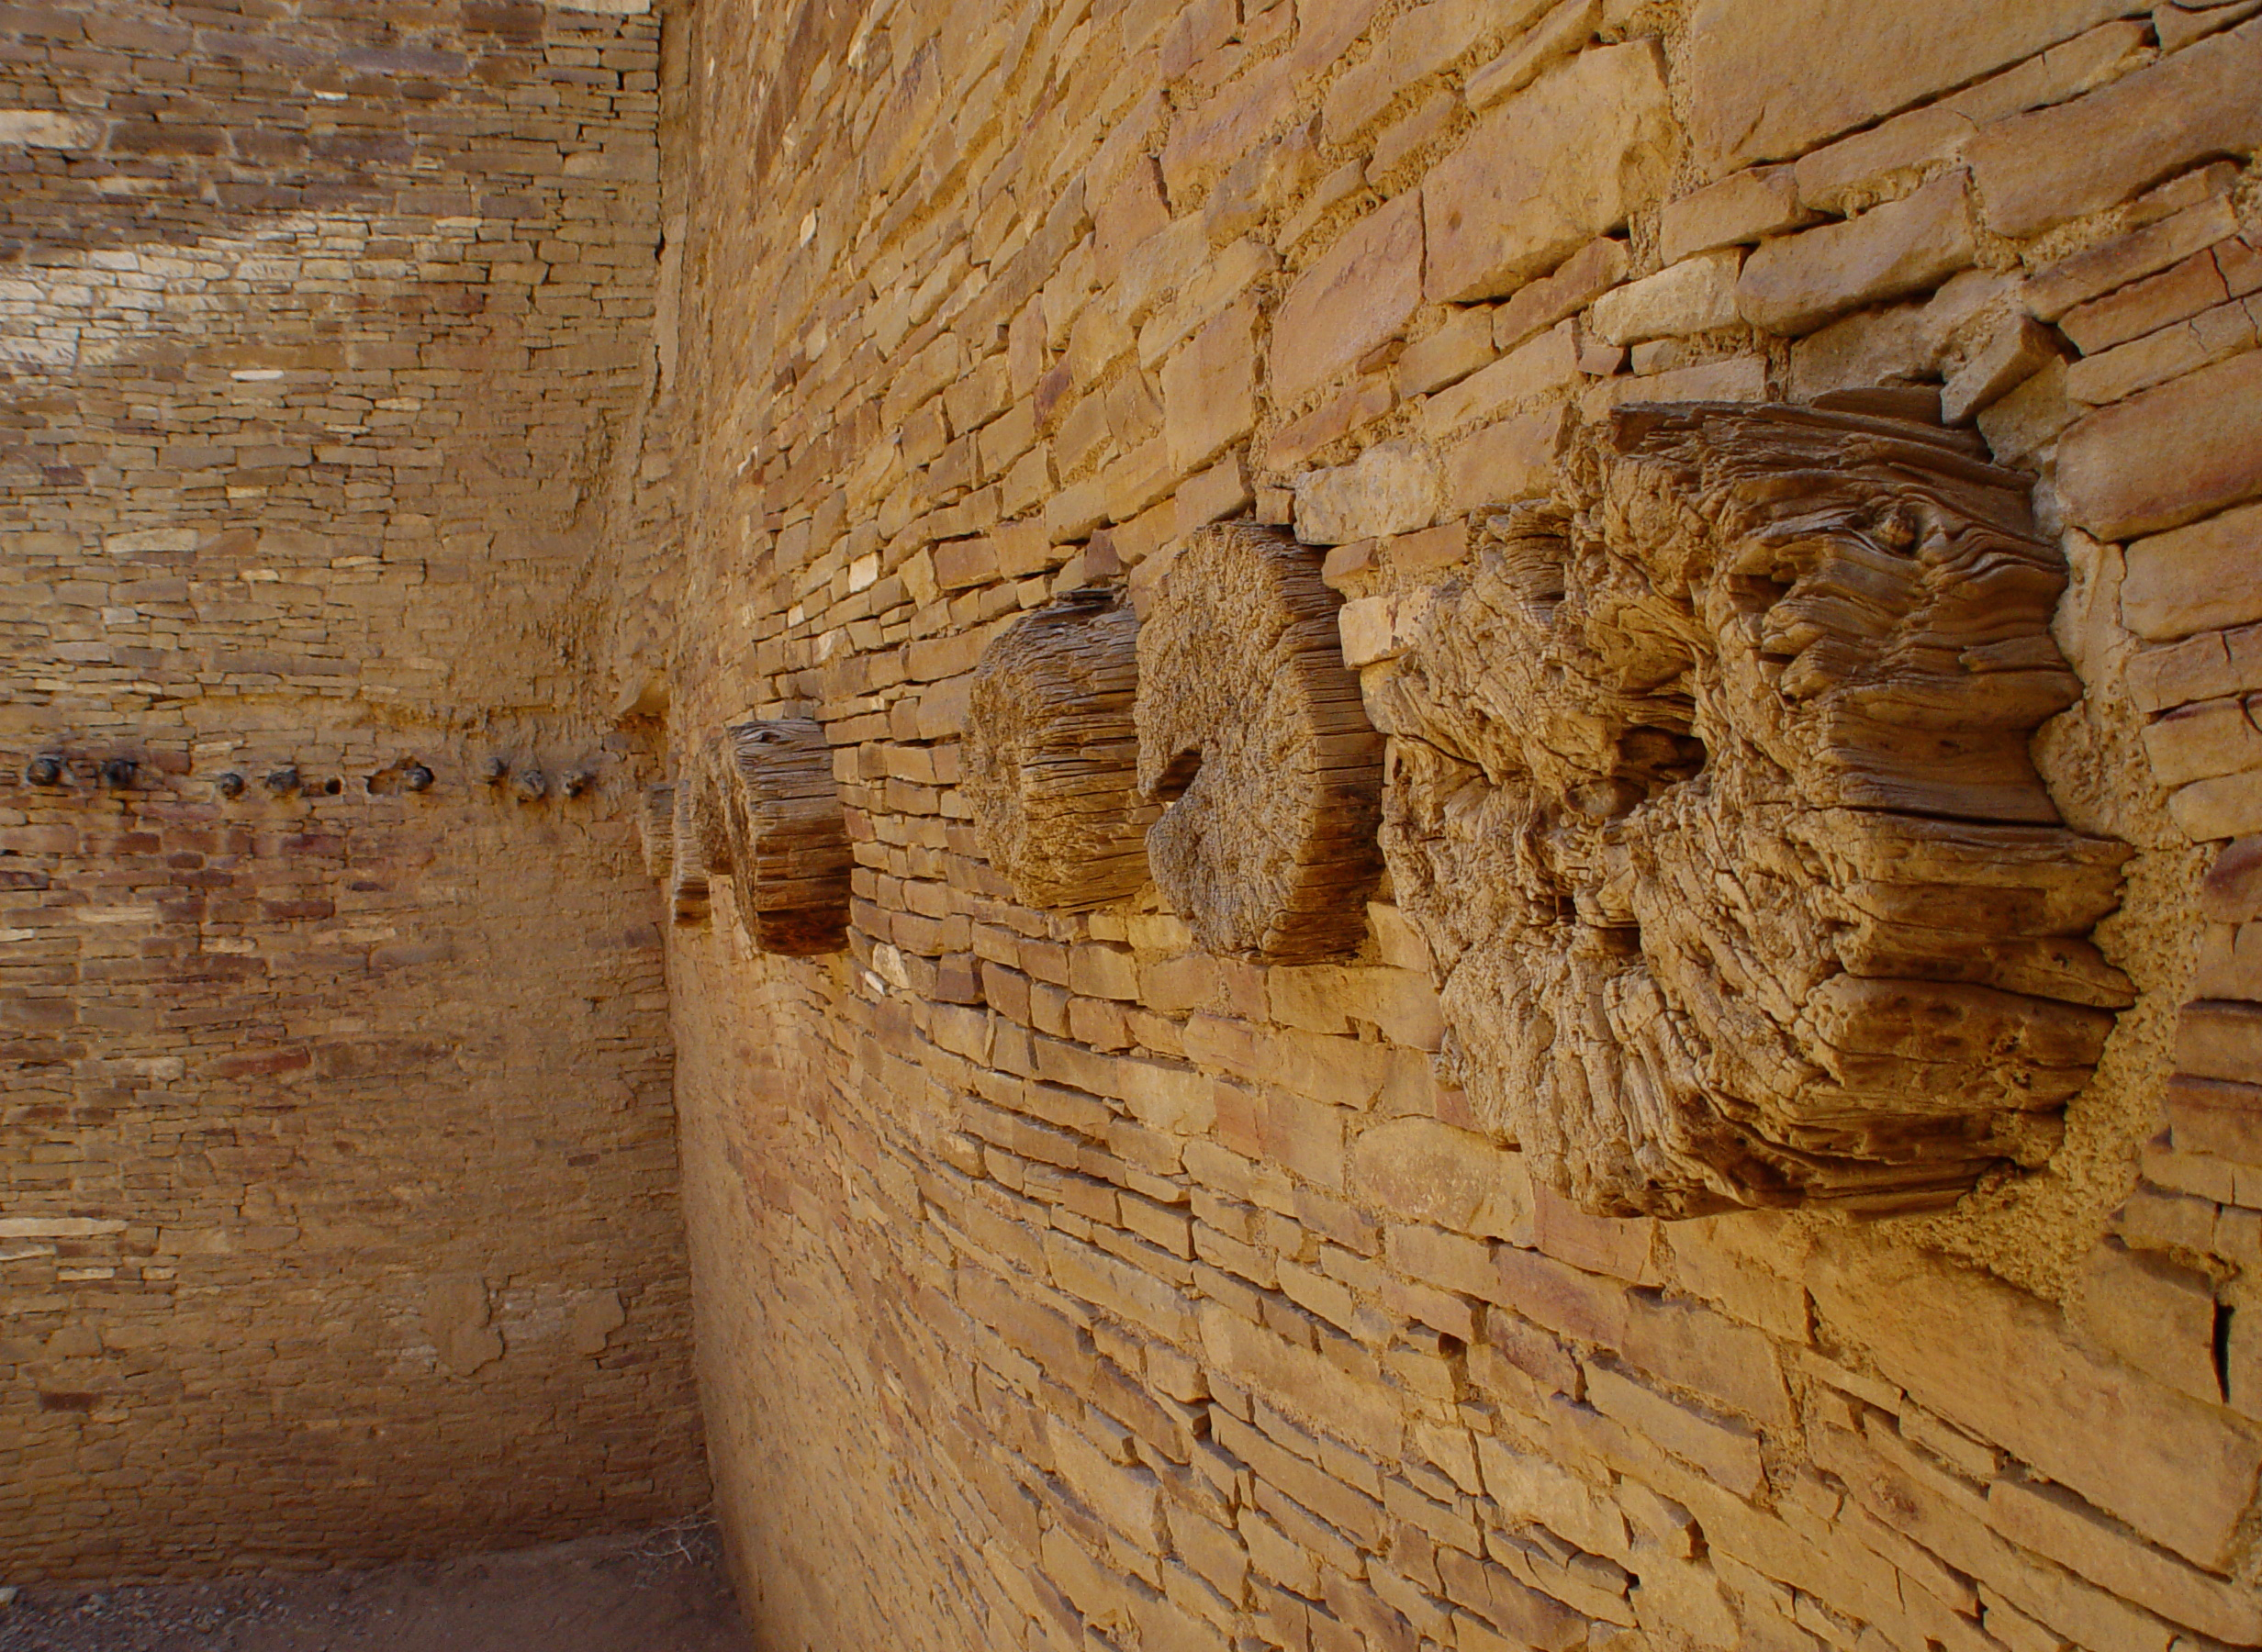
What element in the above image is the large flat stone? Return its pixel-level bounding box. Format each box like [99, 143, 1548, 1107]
[1419, 320, 1576, 437]
[1161, 296, 1260, 474]
[1420, 41, 1671, 303]
[1808, 1234, 2262, 1572]
[1271, 192, 1424, 406]
[1658, 166, 1803, 263]
[1786, 20, 2152, 218]
[1494, 235, 1629, 352]
[1439, 404, 1566, 514]
[1589, 249, 1742, 346]
[1738, 173, 1975, 336]
[0, 110, 106, 148]
[1159, 56, 1299, 204]
[2058, 348, 2262, 541]
[2123, 502, 2262, 642]
[1684, 0, 2132, 178]
[1966, 19, 2262, 240]
[1292, 439, 1439, 544]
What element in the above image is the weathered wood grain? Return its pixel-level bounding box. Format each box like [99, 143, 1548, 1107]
[1137, 523, 1385, 962]
[964, 593, 1159, 911]
[667, 766, 726, 930]
[1361, 402, 2132, 1217]
[708, 719, 851, 955]
[639, 783, 676, 883]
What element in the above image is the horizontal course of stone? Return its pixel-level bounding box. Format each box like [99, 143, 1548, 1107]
[0, 1, 706, 1579]
[647, 0, 2262, 1647]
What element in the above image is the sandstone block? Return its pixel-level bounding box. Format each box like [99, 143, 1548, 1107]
[2074, 1238, 2222, 1405]
[1966, 20, 2262, 240]
[1178, 452, 1257, 535]
[1420, 42, 1671, 303]
[2026, 193, 2240, 322]
[1808, 1235, 2262, 1571]
[1293, 440, 1440, 545]
[1385, 1222, 1497, 1302]
[1048, 1414, 1165, 1545]
[1658, 167, 1804, 263]
[1462, 0, 1601, 112]
[1139, 235, 1279, 371]
[1588, 250, 1742, 347]
[1683, 0, 2133, 177]
[1267, 963, 1442, 1048]
[1420, 321, 1576, 438]
[2066, 296, 2262, 408]
[2060, 246, 2236, 358]
[1095, 157, 1171, 285]
[1349, 1116, 1533, 1240]
[1438, 1546, 1591, 1650]
[1581, 354, 1768, 417]
[1162, 297, 1260, 475]
[1161, 57, 1299, 204]
[0, 111, 105, 149]
[1321, 0, 1491, 144]
[1495, 236, 1629, 352]
[2057, 347, 2262, 541]
[1474, 1436, 1629, 1562]
[2173, 771, 2262, 843]
[1584, 1363, 1764, 1496]
[1785, 266, 2011, 402]
[1942, 318, 2065, 426]
[1620, 1293, 1793, 1429]
[2200, 837, 2262, 923]
[1814, 1421, 2177, 1652]
[1197, 1302, 1402, 1457]
[1737, 173, 1976, 337]
[2175, 999, 2262, 1087]
[1397, 306, 1497, 397]
[1662, 1218, 1810, 1341]
[1439, 405, 1565, 515]
[1293, 0, 1395, 77]
[1493, 1245, 1629, 1350]
[1271, 193, 1424, 407]
[2143, 694, 2262, 789]
[1529, 1185, 1657, 1284]
[1338, 588, 1434, 669]
[1159, 0, 1237, 82]
[1986, 1474, 2262, 1646]
[1976, 357, 2077, 468]
[1265, 374, 1395, 471]
[2122, 502, 2262, 642]
[1784, 20, 2153, 219]
[1203, 126, 1324, 248]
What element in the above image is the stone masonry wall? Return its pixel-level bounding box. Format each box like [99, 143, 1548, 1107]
[0, 0, 706, 1579]
[647, 0, 2262, 1648]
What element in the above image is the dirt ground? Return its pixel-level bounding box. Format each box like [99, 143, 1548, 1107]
[0, 1521, 754, 1652]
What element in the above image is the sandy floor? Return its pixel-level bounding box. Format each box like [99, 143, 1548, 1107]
[0, 1522, 754, 1652]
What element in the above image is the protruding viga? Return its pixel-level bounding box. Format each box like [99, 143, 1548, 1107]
[964, 592, 1156, 911]
[1361, 401, 2133, 1218]
[656, 723, 851, 952]
[1137, 522, 1385, 962]
[666, 766, 726, 929]
[638, 783, 676, 882]
[707, 719, 851, 955]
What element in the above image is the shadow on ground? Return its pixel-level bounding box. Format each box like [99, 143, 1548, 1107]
[0, 1520, 754, 1652]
